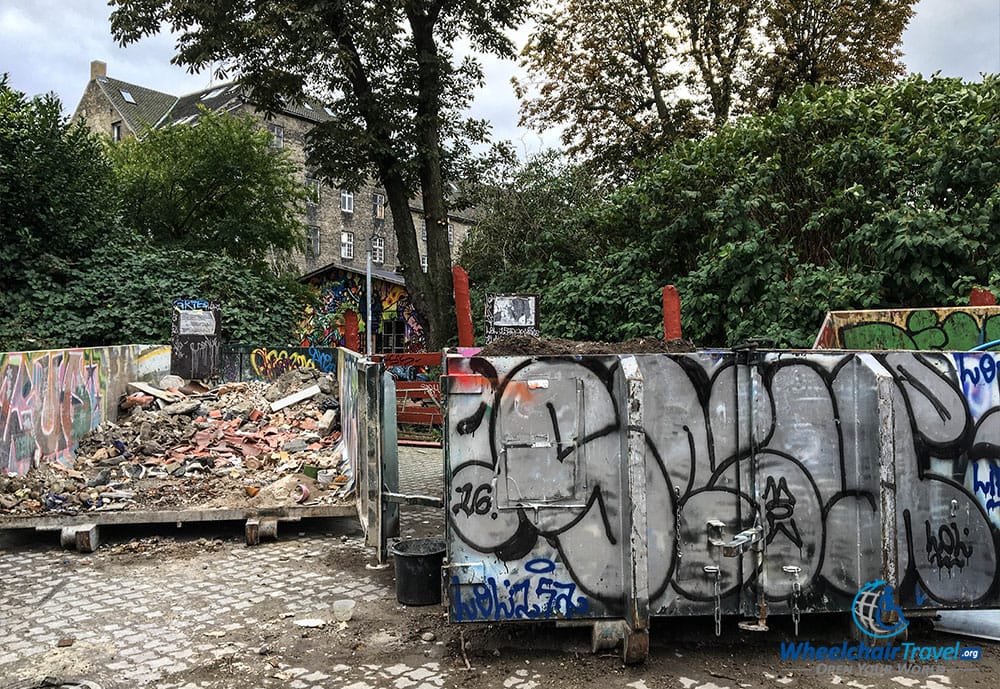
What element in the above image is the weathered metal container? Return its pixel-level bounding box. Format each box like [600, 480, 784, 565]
[441, 348, 1000, 660]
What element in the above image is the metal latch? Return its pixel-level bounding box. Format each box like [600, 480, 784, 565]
[707, 521, 764, 557]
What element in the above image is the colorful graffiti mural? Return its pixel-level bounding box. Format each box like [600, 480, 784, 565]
[1, 345, 170, 475]
[445, 350, 1000, 625]
[301, 268, 425, 352]
[814, 306, 1000, 350]
[221, 346, 338, 382]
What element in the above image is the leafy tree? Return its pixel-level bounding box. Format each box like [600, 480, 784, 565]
[0, 76, 312, 352]
[754, 0, 914, 108]
[514, 0, 703, 179]
[517, 0, 916, 178]
[1, 244, 312, 350]
[0, 74, 120, 293]
[108, 108, 307, 270]
[459, 150, 607, 337]
[474, 77, 1000, 348]
[110, 0, 529, 349]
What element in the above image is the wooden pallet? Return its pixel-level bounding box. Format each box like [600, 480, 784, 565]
[0, 501, 357, 552]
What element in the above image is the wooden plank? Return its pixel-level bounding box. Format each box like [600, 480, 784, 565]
[127, 380, 185, 402]
[270, 384, 321, 412]
[0, 501, 357, 530]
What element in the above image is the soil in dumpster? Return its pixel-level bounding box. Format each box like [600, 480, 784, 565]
[478, 335, 697, 356]
[0, 367, 351, 517]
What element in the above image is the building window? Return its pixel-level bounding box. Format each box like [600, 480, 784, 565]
[421, 219, 427, 242]
[268, 123, 283, 148]
[373, 193, 385, 219]
[341, 231, 354, 259]
[305, 177, 321, 206]
[448, 223, 454, 245]
[340, 189, 354, 213]
[371, 236, 385, 264]
[111, 121, 122, 142]
[119, 89, 136, 104]
[420, 254, 428, 272]
[306, 226, 320, 258]
[376, 319, 407, 353]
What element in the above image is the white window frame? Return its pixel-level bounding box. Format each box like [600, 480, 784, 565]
[341, 231, 354, 259]
[420, 254, 428, 272]
[373, 193, 385, 219]
[268, 123, 283, 148]
[372, 236, 385, 264]
[305, 177, 321, 206]
[421, 219, 427, 242]
[448, 222, 454, 245]
[340, 189, 354, 213]
[111, 121, 122, 142]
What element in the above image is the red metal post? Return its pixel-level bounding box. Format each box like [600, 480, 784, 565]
[453, 265, 475, 347]
[662, 285, 682, 341]
[344, 310, 361, 352]
[970, 288, 997, 306]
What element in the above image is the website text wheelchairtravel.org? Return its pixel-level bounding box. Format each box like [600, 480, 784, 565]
[780, 640, 982, 676]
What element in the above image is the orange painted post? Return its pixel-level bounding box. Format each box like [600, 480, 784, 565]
[662, 285, 682, 341]
[453, 265, 475, 347]
[344, 310, 361, 352]
[970, 288, 997, 306]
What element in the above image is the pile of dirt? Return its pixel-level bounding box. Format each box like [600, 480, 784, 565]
[478, 335, 697, 356]
[0, 367, 351, 516]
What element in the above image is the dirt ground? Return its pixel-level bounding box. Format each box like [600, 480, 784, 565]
[3, 519, 998, 689]
[2, 445, 999, 689]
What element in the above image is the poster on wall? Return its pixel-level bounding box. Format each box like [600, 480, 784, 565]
[485, 293, 540, 344]
[170, 299, 222, 379]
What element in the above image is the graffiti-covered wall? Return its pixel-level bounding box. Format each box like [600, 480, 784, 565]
[0, 345, 170, 475]
[301, 267, 425, 352]
[222, 345, 338, 382]
[814, 306, 1000, 350]
[444, 351, 1000, 624]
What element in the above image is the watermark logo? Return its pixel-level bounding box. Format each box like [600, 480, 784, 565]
[851, 579, 909, 639]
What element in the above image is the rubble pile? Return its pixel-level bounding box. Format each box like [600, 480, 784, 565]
[0, 367, 351, 516]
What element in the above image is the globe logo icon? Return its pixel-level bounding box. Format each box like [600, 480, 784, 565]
[852, 580, 909, 638]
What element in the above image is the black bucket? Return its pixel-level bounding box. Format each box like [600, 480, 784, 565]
[391, 538, 446, 606]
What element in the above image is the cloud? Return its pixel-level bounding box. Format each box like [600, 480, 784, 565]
[903, 0, 1000, 79]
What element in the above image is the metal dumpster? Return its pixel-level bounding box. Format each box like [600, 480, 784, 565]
[442, 349, 1000, 661]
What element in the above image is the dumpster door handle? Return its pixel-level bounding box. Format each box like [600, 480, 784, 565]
[707, 521, 763, 557]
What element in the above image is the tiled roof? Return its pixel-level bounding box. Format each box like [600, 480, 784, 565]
[95, 74, 335, 132]
[166, 83, 246, 123]
[95, 76, 177, 133]
[165, 82, 335, 126]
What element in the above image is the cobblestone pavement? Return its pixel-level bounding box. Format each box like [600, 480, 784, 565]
[2, 445, 999, 689]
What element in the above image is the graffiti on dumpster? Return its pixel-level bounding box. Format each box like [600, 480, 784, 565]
[450, 558, 590, 621]
[446, 350, 1000, 620]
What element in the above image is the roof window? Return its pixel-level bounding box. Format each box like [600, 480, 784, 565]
[201, 87, 228, 100]
[120, 89, 136, 104]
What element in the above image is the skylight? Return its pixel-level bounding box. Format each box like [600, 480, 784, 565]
[201, 87, 228, 100]
[303, 102, 313, 110]
[323, 107, 334, 117]
[120, 90, 136, 104]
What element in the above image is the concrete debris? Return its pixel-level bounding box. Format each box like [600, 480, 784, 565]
[0, 367, 347, 515]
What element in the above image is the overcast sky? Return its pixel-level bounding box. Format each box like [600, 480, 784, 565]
[2, 0, 998, 154]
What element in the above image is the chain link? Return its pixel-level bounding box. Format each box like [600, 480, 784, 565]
[783, 565, 802, 636]
[674, 486, 683, 561]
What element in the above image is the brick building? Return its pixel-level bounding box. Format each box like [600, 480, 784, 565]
[73, 60, 473, 353]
